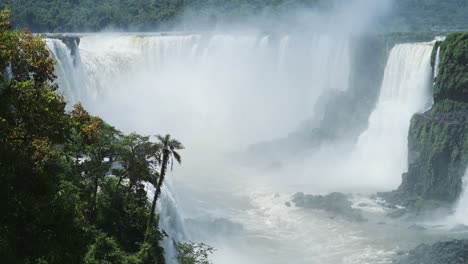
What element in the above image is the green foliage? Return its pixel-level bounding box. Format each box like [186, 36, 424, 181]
[0, 8, 88, 262]
[0, 8, 174, 263]
[389, 0, 468, 31]
[84, 233, 128, 264]
[175, 242, 215, 264]
[0, 0, 467, 32]
[146, 134, 184, 243]
[434, 33, 468, 103]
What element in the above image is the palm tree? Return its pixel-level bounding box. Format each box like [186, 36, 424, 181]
[145, 134, 183, 241]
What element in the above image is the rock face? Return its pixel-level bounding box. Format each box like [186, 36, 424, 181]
[385, 33, 468, 209]
[292, 192, 366, 222]
[47, 35, 81, 63]
[394, 239, 468, 264]
[248, 35, 387, 163]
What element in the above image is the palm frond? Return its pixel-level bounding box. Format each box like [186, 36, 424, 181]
[170, 139, 184, 150]
[172, 150, 182, 164]
[156, 134, 166, 144]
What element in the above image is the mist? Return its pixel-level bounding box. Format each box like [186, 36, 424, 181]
[45, 0, 451, 263]
[61, 0, 394, 189]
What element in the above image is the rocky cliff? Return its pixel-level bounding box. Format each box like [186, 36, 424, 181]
[384, 33, 468, 210]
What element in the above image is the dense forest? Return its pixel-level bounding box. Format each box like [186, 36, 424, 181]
[0, 0, 467, 32]
[0, 9, 212, 264]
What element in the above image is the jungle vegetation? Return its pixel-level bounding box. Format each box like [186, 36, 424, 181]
[0, 0, 467, 32]
[0, 8, 211, 263]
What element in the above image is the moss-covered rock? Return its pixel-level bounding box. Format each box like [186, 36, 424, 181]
[390, 33, 468, 208]
[434, 33, 468, 103]
[399, 100, 468, 202]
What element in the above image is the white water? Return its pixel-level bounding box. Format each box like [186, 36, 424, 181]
[433, 46, 441, 79]
[45, 39, 87, 104]
[47, 35, 457, 264]
[347, 43, 434, 190]
[450, 167, 468, 225]
[266, 42, 435, 193]
[46, 33, 352, 262]
[48, 34, 350, 151]
[146, 182, 187, 263]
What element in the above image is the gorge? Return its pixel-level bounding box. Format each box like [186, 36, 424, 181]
[44, 31, 468, 263]
[1, 1, 468, 263]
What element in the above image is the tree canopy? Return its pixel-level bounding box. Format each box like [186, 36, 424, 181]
[0, 8, 167, 263]
[0, 0, 467, 33]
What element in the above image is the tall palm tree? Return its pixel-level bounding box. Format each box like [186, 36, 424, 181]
[145, 134, 183, 241]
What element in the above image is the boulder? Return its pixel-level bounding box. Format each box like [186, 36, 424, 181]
[292, 192, 366, 222]
[394, 239, 468, 264]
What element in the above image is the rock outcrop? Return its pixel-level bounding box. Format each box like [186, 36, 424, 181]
[292, 192, 366, 222]
[382, 33, 468, 211]
[394, 239, 468, 264]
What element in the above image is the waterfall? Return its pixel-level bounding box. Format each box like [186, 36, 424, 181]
[45, 33, 353, 261]
[434, 46, 441, 79]
[451, 167, 468, 225]
[348, 43, 434, 190]
[45, 33, 351, 149]
[46, 38, 87, 104]
[145, 183, 187, 264]
[46, 37, 189, 262]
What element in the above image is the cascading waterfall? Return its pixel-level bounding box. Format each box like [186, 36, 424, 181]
[47, 37, 189, 262]
[45, 33, 463, 264]
[157, 185, 187, 263]
[45, 33, 352, 262]
[46, 33, 351, 150]
[145, 182, 187, 264]
[450, 166, 468, 225]
[348, 42, 433, 190]
[46, 38, 87, 105]
[433, 46, 441, 79]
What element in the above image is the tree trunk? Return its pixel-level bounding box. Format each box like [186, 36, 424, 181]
[90, 174, 99, 223]
[145, 152, 168, 242]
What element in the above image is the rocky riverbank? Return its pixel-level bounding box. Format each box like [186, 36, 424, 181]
[394, 239, 468, 264]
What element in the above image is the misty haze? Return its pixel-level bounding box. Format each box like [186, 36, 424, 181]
[1, 0, 468, 264]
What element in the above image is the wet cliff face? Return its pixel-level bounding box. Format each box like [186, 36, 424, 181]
[396, 33, 468, 206]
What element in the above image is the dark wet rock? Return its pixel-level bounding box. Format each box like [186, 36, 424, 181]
[387, 208, 407, 218]
[357, 202, 369, 207]
[59, 36, 80, 56]
[408, 224, 426, 231]
[284, 202, 291, 207]
[46, 35, 81, 65]
[293, 192, 305, 201]
[379, 191, 451, 217]
[292, 192, 366, 222]
[450, 224, 468, 232]
[246, 36, 387, 166]
[394, 239, 468, 264]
